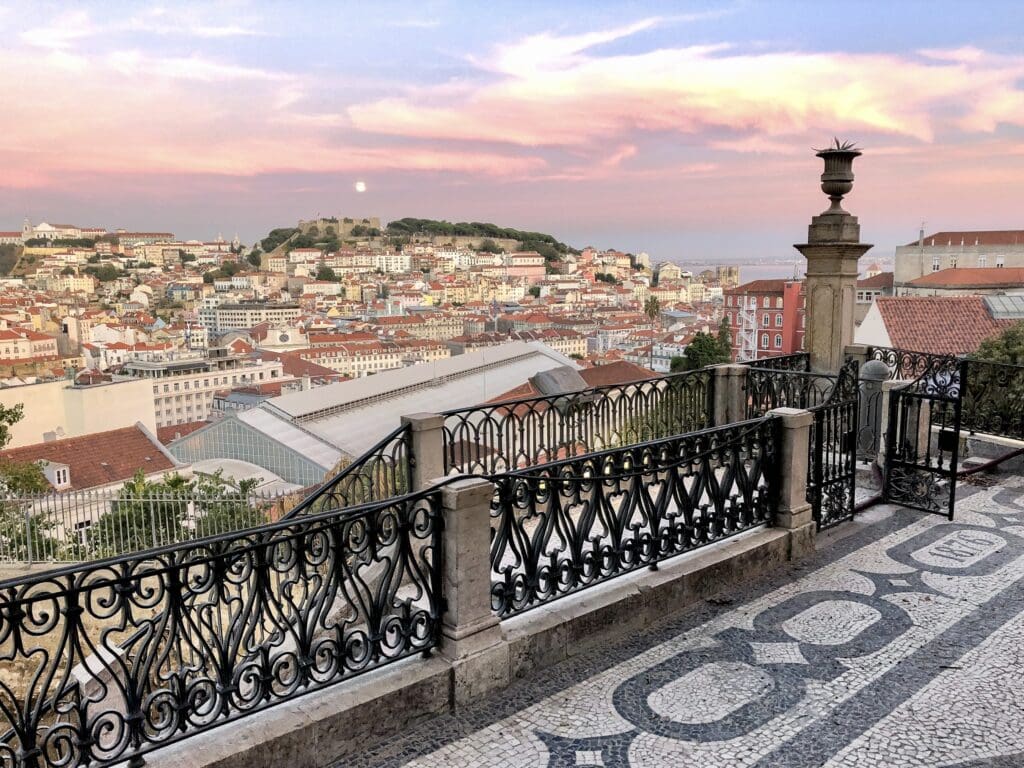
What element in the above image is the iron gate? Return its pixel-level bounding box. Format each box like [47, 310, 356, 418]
[883, 358, 964, 519]
[807, 360, 859, 529]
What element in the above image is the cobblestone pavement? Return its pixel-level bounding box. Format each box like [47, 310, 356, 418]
[342, 476, 1024, 768]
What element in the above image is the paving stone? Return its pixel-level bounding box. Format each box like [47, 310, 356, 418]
[338, 476, 1024, 767]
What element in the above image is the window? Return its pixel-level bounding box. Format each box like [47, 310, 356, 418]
[950, 256, 958, 269]
[761, 333, 769, 348]
[762, 296, 770, 308]
[762, 313, 770, 326]
[776, 297, 783, 308]
[724, 313, 732, 325]
[774, 334, 783, 348]
[978, 255, 987, 268]
[997, 256, 1005, 268]
[932, 256, 940, 272]
[775, 314, 783, 327]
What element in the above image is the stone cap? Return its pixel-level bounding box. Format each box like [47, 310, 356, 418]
[767, 406, 814, 429]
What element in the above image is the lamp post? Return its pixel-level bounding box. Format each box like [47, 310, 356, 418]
[795, 140, 873, 373]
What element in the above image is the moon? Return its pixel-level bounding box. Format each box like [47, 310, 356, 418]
[354, 181, 367, 193]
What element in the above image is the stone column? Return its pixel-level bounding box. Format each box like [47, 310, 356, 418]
[436, 476, 508, 705]
[712, 363, 749, 426]
[401, 413, 446, 491]
[768, 407, 815, 558]
[795, 143, 872, 374]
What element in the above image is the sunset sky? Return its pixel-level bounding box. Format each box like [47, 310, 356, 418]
[3, 0, 1024, 262]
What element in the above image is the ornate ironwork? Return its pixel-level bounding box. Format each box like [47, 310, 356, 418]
[286, 425, 412, 517]
[960, 359, 1024, 440]
[883, 360, 964, 519]
[867, 346, 960, 386]
[0, 490, 443, 768]
[743, 368, 839, 419]
[807, 360, 859, 529]
[489, 418, 777, 617]
[442, 369, 713, 475]
[742, 352, 810, 372]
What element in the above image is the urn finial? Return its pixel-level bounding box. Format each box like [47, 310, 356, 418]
[813, 138, 861, 214]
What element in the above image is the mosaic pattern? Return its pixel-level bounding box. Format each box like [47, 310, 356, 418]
[344, 477, 1024, 768]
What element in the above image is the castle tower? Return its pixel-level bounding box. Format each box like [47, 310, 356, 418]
[794, 141, 872, 372]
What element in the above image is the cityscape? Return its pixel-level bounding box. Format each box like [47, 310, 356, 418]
[1, 2, 1024, 768]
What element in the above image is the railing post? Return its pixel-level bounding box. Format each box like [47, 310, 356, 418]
[435, 476, 508, 705]
[23, 506, 34, 565]
[768, 407, 816, 558]
[712, 364, 748, 425]
[858, 359, 889, 464]
[844, 343, 869, 368]
[401, 413, 446, 491]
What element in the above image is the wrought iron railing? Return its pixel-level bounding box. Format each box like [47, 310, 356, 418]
[743, 367, 838, 419]
[806, 360, 859, 529]
[442, 369, 714, 475]
[0, 489, 443, 768]
[866, 346, 961, 383]
[488, 417, 777, 617]
[741, 352, 810, 371]
[960, 358, 1024, 440]
[285, 424, 412, 518]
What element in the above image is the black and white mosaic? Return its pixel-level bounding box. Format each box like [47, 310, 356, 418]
[342, 477, 1024, 768]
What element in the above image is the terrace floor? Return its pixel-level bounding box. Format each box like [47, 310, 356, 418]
[342, 472, 1024, 768]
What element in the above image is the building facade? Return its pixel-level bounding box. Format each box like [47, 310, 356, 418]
[723, 279, 805, 361]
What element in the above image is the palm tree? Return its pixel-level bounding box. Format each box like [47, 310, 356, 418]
[644, 296, 661, 370]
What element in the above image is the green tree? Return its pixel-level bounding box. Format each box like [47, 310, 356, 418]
[974, 321, 1024, 365]
[316, 265, 338, 282]
[717, 317, 733, 361]
[669, 356, 687, 372]
[528, 286, 541, 298]
[644, 296, 661, 370]
[478, 238, 502, 254]
[0, 404, 51, 561]
[683, 331, 730, 370]
[60, 266, 75, 276]
[180, 252, 197, 263]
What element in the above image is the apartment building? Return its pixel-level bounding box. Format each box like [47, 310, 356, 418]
[294, 339, 450, 377]
[123, 349, 285, 427]
[894, 229, 1024, 286]
[199, 302, 302, 334]
[723, 279, 806, 361]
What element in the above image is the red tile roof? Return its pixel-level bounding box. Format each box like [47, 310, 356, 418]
[0, 425, 176, 490]
[909, 230, 1024, 247]
[857, 272, 894, 289]
[726, 279, 793, 294]
[906, 267, 1024, 289]
[156, 421, 209, 445]
[874, 296, 1013, 355]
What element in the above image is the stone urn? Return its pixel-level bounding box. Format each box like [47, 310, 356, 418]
[815, 140, 861, 214]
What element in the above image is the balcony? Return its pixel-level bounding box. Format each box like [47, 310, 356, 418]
[1, 347, 1022, 767]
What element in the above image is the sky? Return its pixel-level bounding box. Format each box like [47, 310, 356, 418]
[2, 0, 1024, 263]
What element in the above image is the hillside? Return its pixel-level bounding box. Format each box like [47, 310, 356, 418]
[253, 219, 578, 265]
[385, 218, 577, 261]
[0, 245, 19, 276]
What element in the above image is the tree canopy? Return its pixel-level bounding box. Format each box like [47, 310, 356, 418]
[683, 331, 731, 370]
[974, 321, 1024, 366]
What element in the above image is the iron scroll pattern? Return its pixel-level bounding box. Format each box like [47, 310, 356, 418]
[441, 369, 713, 475]
[0, 491, 443, 768]
[286, 425, 412, 518]
[960, 358, 1024, 441]
[883, 360, 964, 519]
[806, 360, 859, 529]
[742, 368, 838, 420]
[741, 352, 810, 372]
[488, 418, 777, 618]
[866, 346, 960, 386]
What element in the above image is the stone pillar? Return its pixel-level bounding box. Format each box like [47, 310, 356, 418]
[401, 413, 446, 491]
[768, 407, 816, 558]
[436, 476, 508, 705]
[712, 364, 748, 426]
[877, 379, 905, 467]
[858, 359, 890, 466]
[795, 143, 872, 374]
